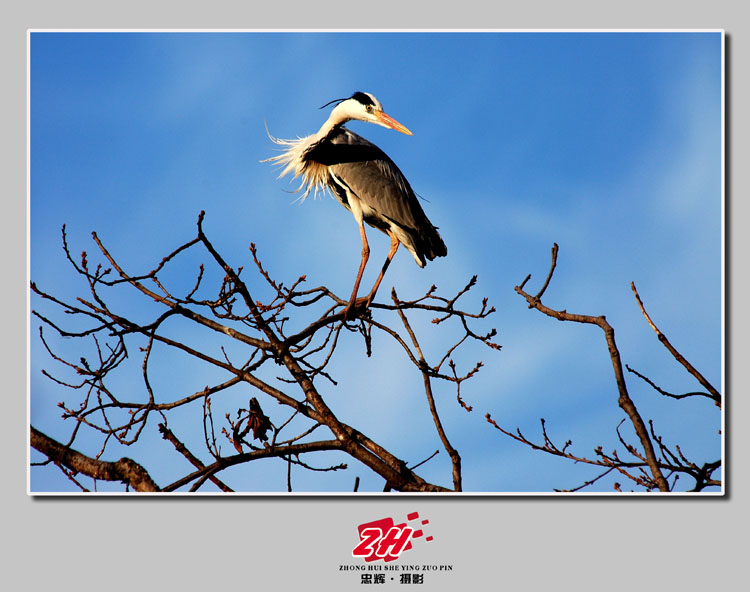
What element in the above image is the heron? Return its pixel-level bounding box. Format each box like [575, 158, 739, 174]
[265, 91, 447, 318]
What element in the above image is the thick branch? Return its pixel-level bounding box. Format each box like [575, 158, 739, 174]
[31, 426, 159, 492]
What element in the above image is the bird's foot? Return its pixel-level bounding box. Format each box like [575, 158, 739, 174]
[342, 297, 372, 320]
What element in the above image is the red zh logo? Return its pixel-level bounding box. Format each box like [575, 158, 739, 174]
[352, 524, 415, 562]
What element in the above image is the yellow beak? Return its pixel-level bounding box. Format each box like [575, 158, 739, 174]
[376, 111, 413, 135]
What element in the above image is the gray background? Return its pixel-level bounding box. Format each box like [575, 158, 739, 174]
[6, 2, 743, 590]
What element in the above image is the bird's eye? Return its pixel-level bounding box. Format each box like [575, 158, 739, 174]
[365, 105, 373, 113]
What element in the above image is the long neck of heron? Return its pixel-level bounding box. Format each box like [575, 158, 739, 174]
[316, 107, 350, 139]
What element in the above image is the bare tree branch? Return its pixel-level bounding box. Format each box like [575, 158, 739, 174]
[392, 288, 462, 491]
[514, 244, 670, 492]
[30, 426, 159, 492]
[625, 364, 716, 404]
[631, 281, 721, 407]
[30, 220, 718, 493]
[158, 423, 233, 492]
[30, 212, 498, 492]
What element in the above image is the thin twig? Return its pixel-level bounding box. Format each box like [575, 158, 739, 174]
[631, 282, 721, 407]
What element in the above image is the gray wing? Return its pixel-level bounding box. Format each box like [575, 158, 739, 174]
[307, 127, 446, 261]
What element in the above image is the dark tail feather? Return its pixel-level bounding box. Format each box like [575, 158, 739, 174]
[423, 226, 447, 262]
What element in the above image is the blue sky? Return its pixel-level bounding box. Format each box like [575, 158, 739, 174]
[29, 31, 722, 493]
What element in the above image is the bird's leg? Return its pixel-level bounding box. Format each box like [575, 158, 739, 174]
[364, 233, 400, 308]
[343, 220, 370, 319]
